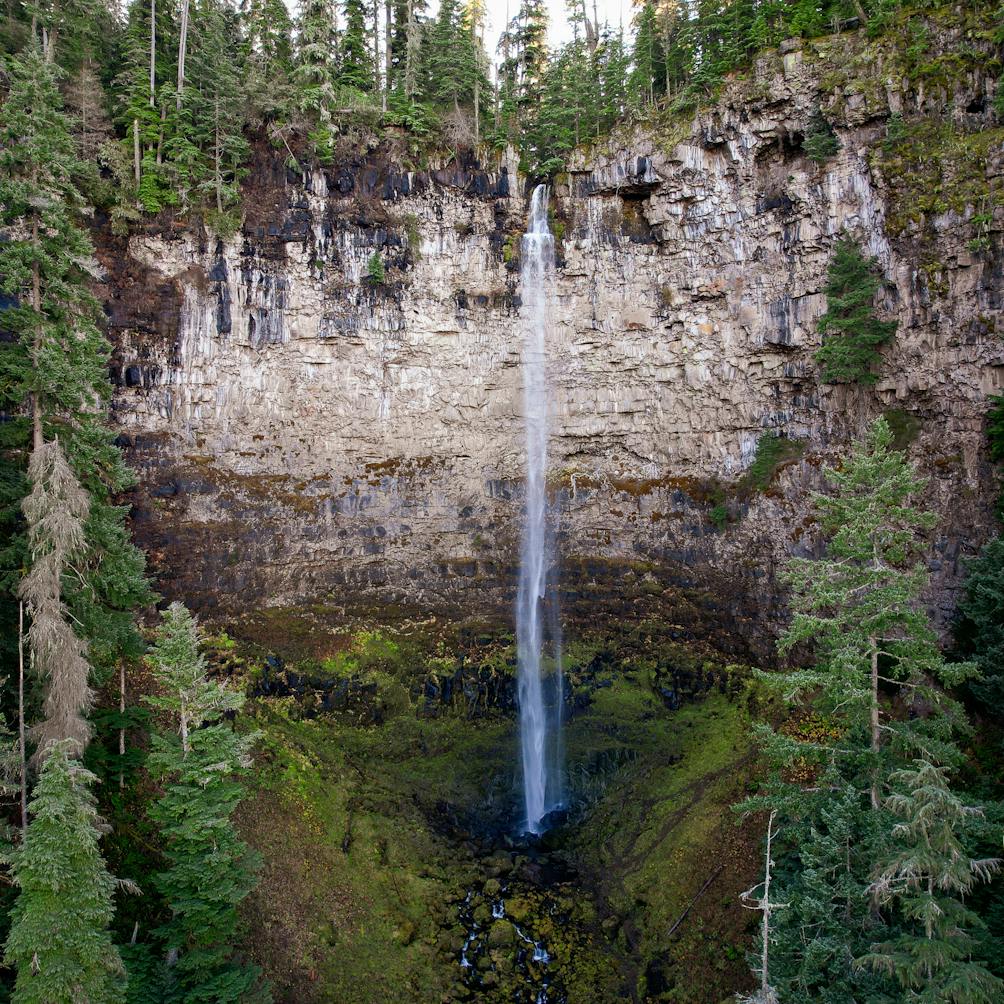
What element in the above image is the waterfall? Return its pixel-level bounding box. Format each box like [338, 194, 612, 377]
[516, 185, 563, 835]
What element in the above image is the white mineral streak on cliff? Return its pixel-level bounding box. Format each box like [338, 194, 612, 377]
[109, 41, 1002, 628]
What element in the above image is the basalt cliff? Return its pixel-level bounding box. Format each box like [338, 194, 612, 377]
[101, 26, 1003, 655]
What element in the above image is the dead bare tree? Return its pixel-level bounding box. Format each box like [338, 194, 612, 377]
[738, 811, 787, 1004]
[18, 439, 94, 765]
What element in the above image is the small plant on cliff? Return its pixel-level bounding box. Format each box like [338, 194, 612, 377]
[741, 434, 804, 494]
[367, 251, 386, 286]
[815, 238, 897, 384]
[802, 112, 839, 163]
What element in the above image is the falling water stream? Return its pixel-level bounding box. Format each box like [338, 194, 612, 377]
[516, 185, 563, 835]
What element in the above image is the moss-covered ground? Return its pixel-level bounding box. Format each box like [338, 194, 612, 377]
[228, 613, 764, 1003]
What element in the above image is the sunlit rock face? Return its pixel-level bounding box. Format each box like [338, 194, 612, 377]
[104, 39, 1002, 651]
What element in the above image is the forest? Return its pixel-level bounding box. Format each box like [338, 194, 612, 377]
[1, 0, 1003, 1001]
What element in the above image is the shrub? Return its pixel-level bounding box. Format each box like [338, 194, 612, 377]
[367, 251, 385, 286]
[815, 237, 897, 384]
[802, 112, 839, 163]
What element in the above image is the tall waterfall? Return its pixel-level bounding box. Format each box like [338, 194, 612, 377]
[516, 184, 563, 835]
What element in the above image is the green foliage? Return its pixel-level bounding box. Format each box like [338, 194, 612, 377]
[802, 112, 840, 163]
[739, 419, 997, 1001]
[815, 237, 897, 384]
[144, 603, 268, 1003]
[860, 759, 1003, 1001]
[708, 503, 729, 529]
[742, 433, 804, 493]
[0, 42, 151, 683]
[3, 745, 126, 1004]
[956, 536, 1004, 711]
[988, 394, 1004, 465]
[367, 251, 386, 286]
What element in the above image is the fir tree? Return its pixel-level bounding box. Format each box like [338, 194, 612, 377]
[765, 769, 899, 1002]
[955, 535, 1004, 712]
[757, 418, 974, 807]
[294, 0, 340, 123]
[145, 603, 268, 1004]
[3, 744, 127, 1004]
[338, 0, 373, 91]
[860, 759, 1002, 1002]
[0, 42, 151, 685]
[815, 237, 897, 384]
[241, 0, 295, 125]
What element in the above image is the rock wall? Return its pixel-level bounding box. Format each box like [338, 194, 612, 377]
[105, 29, 1004, 653]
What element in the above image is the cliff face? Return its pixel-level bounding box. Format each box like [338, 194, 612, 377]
[104, 26, 1003, 652]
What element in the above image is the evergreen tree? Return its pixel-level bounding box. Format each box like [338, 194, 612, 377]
[186, 0, 249, 216]
[629, 0, 663, 107]
[338, 0, 373, 91]
[815, 236, 897, 384]
[955, 535, 1004, 712]
[3, 744, 127, 1004]
[761, 419, 974, 807]
[294, 0, 340, 123]
[765, 768, 899, 1002]
[241, 0, 295, 125]
[0, 42, 151, 685]
[740, 418, 988, 998]
[145, 603, 268, 1004]
[861, 759, 1002, 1002]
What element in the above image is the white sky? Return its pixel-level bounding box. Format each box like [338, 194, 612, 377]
[478, 0, 629, 51]
[285, 1, 631, 56]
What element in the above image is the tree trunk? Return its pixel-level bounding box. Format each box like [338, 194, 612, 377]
[404, 0, 416, 97]
[373, 0, 380, 95]
[760, 811, 775, 1000]
[133, 117, 141, 185]
[18, 602, 27, 834]
[383, 0, 391, 111]
[149, 0, 156, 107]
[870, 637, 880, 810]
[31, 216, 42, 452]
[176, 0, 190, 111]
[156, 101, 165, 165]
[119, 663, 126, 790]
[215, 98, 223, 214]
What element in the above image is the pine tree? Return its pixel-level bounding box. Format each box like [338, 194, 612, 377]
[815, 236, 897, 384]
[145, 603, 268, 1004]
[860, 759, 1002, 1002]
[955, 535, 1004, 711]
[0, 42, 151, 687]
[3, 744, 127, 1004]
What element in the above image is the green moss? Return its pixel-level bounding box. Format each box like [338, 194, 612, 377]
[872, 120, 1004, 237]
[740, 434, 805, 494]
[883, 408, 922, 450]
